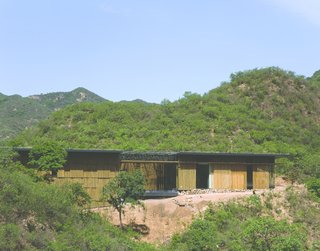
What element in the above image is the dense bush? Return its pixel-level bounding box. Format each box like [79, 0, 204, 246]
[305, 178, 320, 201]
[241, 217, 306, 251]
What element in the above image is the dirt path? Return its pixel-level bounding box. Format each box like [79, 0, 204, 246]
[94, 178, 288, 244]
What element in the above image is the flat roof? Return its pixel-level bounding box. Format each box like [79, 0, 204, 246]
[13, 147, 122, 154]
[67, 149, 122, 154]
[178, 151, 289, 158]
[13, 147, 288, 158]
[121, 151, 178, 161]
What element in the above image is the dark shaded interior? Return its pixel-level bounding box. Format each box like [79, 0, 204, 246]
[163, 164, 177, 190]
[247, 165, 253, 189]
[196, 164, 209, 189]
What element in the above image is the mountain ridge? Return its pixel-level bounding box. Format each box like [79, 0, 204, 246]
[0, 87, 106, 141]
[6, 67, 320, 179]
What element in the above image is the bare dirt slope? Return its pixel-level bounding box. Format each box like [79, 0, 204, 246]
[95, 177, 289, 244]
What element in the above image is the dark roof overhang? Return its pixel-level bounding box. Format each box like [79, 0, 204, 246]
[13, 147, 122, 154]
[12, 147, 289, 159]
[178, 152, 289, 158]
[120, 151, 178, 161]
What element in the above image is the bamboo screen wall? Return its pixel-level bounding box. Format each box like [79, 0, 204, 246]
[120, 162, 177, 190]
[178, 154, 275, 190]
[212, 163, 247, 190]
[253, 165, 270, 189]
[177, 162, 196, 190]
[55, 152, 120, 201]
[212, 163, 272, 190]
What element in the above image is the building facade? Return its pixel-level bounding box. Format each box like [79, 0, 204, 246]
[17, 148, 283, 202]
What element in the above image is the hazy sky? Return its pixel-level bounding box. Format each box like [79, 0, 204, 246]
[1, 0, 320, 103]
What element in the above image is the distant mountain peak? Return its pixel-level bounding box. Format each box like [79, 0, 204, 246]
[72, 87, 91, 92]
[27, 87, 106, 105]
[0, 87, 106, 141]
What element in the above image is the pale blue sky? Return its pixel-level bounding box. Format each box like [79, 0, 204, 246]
[1, 0, 320, 103]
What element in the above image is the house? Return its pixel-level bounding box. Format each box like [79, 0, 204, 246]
[16, 148, 286, 202]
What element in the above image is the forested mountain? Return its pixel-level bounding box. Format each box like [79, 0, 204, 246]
[0, 87, 105, 141]
[2, 67, 320, 250]
[11, 67, 320, 178]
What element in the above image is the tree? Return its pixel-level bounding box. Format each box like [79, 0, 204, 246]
[28, 139, 67, 179]
[101, 170, 146, 228]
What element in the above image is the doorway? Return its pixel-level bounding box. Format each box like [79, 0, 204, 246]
[247, 165, 253, 189]
[163, 164, 177, 190]
[196, 164, 209, 189]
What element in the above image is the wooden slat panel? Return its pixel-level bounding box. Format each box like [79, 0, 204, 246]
[69, 169, 83, 178]
[253, 166, 269, 189]
[63, 170, 70, 178]
[141, 163, 158, 190]
[82, 178, 97, 188]
[97, 178, 110, 188]
[178, 163, 196, 190]
[231, 165, 246, 190]
[121, 162, 165, 190]
[97, 169, 111, 178]
[83, 169, 98, 178]
[86, 188, 100, 201]
[57, 169, 65, 177]
[54, 178, 65, 185]
[70, 178, 85, 185]
[213, 164, 231, 189]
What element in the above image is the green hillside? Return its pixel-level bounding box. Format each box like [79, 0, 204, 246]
[0, 150, 155, 250]
[12, 67, 320, 178]
[0, 87, 106, 141]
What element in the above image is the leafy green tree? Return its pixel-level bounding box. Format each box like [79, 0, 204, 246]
[28, 139, 67, 179]
[101, 170, 146, 228]
[241, 217, 306, 251]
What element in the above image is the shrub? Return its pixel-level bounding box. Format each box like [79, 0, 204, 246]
[168, 219, 218, 251]
[305, 178, 320, 201]
[241, 217, 306, 251]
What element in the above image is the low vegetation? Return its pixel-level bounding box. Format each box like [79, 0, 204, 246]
[0, 149, 155, 251]
[165, 191, 318, 250]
